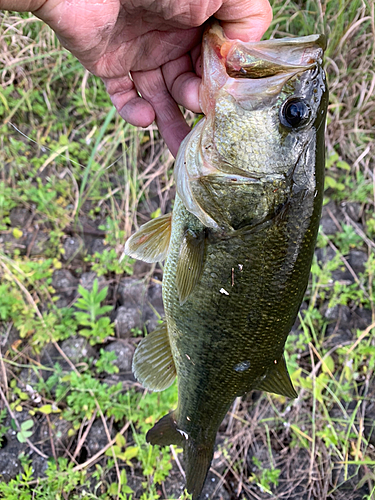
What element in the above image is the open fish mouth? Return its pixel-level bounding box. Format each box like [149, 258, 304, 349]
[200, 25, 326, 115]
[222, 34, 325, 78]
[205, 23, 325, 78]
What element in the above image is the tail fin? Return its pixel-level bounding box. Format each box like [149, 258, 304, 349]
[146, 411, 215, 499]
[185, 439, 215, 499]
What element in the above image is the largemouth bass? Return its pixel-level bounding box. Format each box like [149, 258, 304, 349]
[125, 23, 328, 499]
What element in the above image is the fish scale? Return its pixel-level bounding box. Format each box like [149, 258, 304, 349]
[213, 105, 285, 171]
[125, 23, 328, 499]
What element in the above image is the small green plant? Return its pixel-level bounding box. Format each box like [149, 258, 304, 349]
[105, 469, 134, 498]
[0, 457, 90, 500]
[0, 409, 9, 447]
[61, 372, 123, 424]
[95, 349, 119, 374]
[105, 433, 139, 465]
[333, 224, 363, 255]
[131, 326, 144, 337]
[15, 419, 34, 444]
[99, 217, 126, 248]
[74, 279, 114, 345]
[9, 379, 30, 411]
[249, 457, 281, 495]
[87, 249, 134, 276]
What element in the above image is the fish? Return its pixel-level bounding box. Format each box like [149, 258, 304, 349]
[124, 22, 328, 499]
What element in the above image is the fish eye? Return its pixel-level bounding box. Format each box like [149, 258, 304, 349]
[280, 98, 311, 129]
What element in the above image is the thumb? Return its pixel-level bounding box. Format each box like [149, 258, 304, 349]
[216, 0, 273, 42]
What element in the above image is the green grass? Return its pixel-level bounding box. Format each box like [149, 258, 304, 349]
[0, 1, 375, 499]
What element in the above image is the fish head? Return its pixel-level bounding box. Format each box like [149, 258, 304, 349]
[175, 23, 328, 230]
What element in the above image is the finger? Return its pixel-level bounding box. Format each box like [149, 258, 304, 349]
[1, 0, 44, 10]
[162, 55, 202, 113]
[103, 75, 155, 127]
[126, 27, 203, 73]
[132, 69, 191, 157]
[216, 0, 273, 41]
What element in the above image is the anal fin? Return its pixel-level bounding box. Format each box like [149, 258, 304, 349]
[146, 411, 185, 447]
[257, 355, 298, 399]
[123, 213, 172, 263]
[176, 229, 206, 305]
[132, 322, 176, 391]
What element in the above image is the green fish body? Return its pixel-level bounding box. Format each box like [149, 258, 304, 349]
[125, 23, 328, 499]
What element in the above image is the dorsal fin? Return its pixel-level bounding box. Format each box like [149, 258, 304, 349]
[132, 322, 176, 391]
[257, 356, 298, 399]
[176, 229, 206, 305]
[123, 213, 172, 263]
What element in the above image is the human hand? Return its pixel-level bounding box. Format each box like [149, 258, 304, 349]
[2, 0, 272, 156]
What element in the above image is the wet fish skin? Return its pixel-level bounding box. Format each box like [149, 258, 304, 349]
[126, 23, 328, 499]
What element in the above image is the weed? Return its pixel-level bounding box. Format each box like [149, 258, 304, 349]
[86, 249, 134, 277]
[95, 349, 119, 375]
[249, 457, 280, 495]
[15, 419, 34, 444]
[74, 279, 114, 345]
[0, 409, 9, 447]
[0, 457, 90, 500]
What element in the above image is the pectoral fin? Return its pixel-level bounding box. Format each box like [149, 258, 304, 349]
[124, 213, 172, 263]
[176, 229, 206, 305]
[257, 356, 298, 399]
[132, 322, 176, 391]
